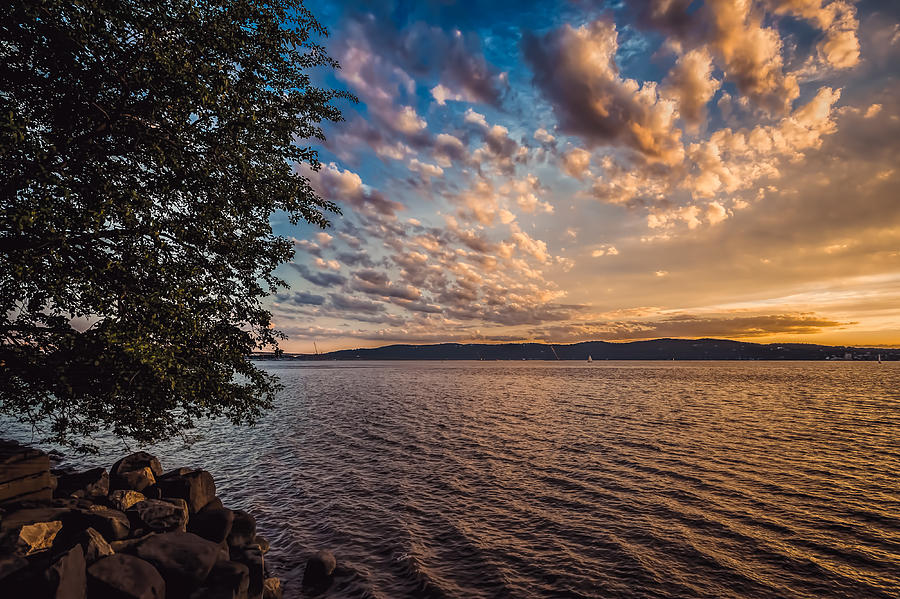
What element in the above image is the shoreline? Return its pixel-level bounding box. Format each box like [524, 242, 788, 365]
[0, 440, 335, 597]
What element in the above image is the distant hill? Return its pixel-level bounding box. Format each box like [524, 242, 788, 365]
[252, 338, 899, 361]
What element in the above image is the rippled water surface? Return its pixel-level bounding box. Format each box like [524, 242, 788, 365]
[14, 361, 900, 598]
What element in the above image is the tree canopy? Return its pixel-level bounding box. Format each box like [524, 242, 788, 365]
[0, 0, 351, 451]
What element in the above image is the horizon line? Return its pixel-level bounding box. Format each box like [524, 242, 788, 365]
[256, 337, 900, 354]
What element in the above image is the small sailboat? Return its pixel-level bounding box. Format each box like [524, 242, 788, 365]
[587, 355, 593, 363]
[878, 354, 883, 364]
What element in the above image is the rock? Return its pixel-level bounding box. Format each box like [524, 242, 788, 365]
[262, 578, 283, 599]
[161, 467, 194, 478]
[187, 507, 234, 544]
[109, 532, 156, 554]
[162, 496, 190, 513]
[108, 490, 146, 512]
[142, 484, 163, 500]
[49, 497, 94, 510]
[79, 506, 130, 540]
[2, 516, 64, 556]
[251, 535, 269, 554]
[201, 560, 250, 599]
[111, 452, 164, 479]
[226, 510, 256, 548]
[0, 553, 28, 581]
[200, 497, 224, 513]
[302, 550, 336, 590]
[44, 544, 86, 599]
[189, 587, 242, 599]
[230, 546, 264, 599]
[54, 467, 109, 499]
[112, 467, 156, 493]
[76, 527, 114, 564]
[155, 470, 216, 514]
[135, 532, 220, 595]
[127, 499, 188, 533]
[215, 541, 230, 562]
[88, 554, 165, 599]
[0, 440, 52, 505]
[1, 505, 70, 527]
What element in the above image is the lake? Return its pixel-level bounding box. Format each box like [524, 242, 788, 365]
[9, 361, 900, 597]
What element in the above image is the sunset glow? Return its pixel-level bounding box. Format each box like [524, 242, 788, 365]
[270, 1, 900, 352]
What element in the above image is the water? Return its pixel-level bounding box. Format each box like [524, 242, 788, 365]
[7, 361, 900, 598]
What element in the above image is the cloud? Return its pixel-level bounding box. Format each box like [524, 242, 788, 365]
[276, 291, 327, 306]
[328, 293, 386, 313]
[408, 158, 444, 180]
[465, 114, 522, 175]
[630, 0, 800, 114]
[304, 162, 404, 219]
[313, 257, 342, 271]
[433, 133, 467, 167]
[523, 19, 684, 164]
[388, 21, 508, 106]
[289, 263, 348, 288]
[464, 108, 488, 128]
[336, 250, 377, 268]
[662, 48, 720, 129]
[534, 128, 556, 144]
[561, 147, 592, 179]
[591, 245, 619, 257]
[767, 0, 860, 69]
[589, 86, 842, 218]
[293, 238, 322, 257]
[351, 269, 423, 301]
[528, 313, 849, 342]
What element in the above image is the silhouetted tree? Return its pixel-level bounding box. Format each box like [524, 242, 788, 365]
[0, 0, 352, 451]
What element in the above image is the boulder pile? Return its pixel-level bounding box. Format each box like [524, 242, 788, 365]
[0, 450, 287, 599]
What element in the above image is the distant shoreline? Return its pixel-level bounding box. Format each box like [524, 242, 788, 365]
[251, 338, 899, 362]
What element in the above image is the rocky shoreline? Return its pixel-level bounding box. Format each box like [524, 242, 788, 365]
[0, 440, 337, 598]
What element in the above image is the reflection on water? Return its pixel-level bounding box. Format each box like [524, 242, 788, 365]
[8, 361, 900, 598]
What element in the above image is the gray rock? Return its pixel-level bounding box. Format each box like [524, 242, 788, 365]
[135, 531, 220, 595]
[155, 470, 216, 513]
[226, 510, 256, 548]
[302, 550, 336, 590]
[127, 499, 188, 533]
[187, 507, 234, 544]
[111, 452, 164, 478]
[87, 554, 165, 599]
[54, 468, 109, 499]
[76, 527, 114, 564]
[230, 546, 264, 599]
[44, 544, 86, 599]
[108, 490, 147, 512]
[262, 578, 283, 599]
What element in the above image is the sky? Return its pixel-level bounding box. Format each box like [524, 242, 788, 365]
[268, 0, 900, 352]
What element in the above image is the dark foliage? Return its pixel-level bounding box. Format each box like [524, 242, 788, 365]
[0, 0, 351, 450]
